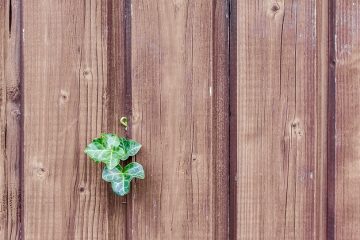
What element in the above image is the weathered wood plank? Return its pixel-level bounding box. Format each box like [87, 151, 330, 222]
[130, 1, 229, 239]
[232, 0, 328, 239]
[0, 2, 5, 237]
[0, 0, 22, 239]
[106, 0, 128, 239]
[0, 0, 22, 240]
[327, 0, 336, 239]
[213, 1, 229, 239]
[23, 0, 127, 239]
[334, 1, 360, 239]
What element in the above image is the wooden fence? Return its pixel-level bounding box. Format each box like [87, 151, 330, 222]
[0, 0, 359, 239]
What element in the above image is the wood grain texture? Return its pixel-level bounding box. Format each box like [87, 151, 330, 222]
[6, 0, 360, 238]
[212, 1, 229, 239]
[0, 0, 22, 239]
[327, 0, 336, 239]
[23, 0, 127, 239]
[106, 0, 128, 239]
[334, 1, 360, 239]
[130, 0, 228, 239]
[233, 0, 328, 239]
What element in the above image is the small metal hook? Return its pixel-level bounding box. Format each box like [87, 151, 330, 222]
[120, 117, 128, 130]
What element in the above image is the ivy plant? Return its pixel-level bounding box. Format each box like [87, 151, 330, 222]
[84, 119, 144, 196]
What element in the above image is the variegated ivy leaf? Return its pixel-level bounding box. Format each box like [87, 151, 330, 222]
[111, 175, 131, 196]
[84, 138, 107, 162]
[102, 162, 145, 196]
[102, 162, 144, 182]
[123, 162, 145, 180]
[101, 133, 120, 148]
[84, 134, 126, 169]
[85, 132, 145, 196]
[103, 147, 126, 169]
[102, 165, 123, 182]
[119, 138, 142, 161]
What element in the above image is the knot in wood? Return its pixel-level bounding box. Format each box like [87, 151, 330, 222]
[7, 86, 20, 101]
[59, 90, 69, 103]
[271, 2, 280, 12]
[35, 167, 46, 178]
[83, 68, 91, 77]
[291, 120, 303, 137]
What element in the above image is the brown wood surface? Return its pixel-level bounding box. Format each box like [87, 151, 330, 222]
[130, 0, 228, 239]
[0, 0, 22, 239]
[23, 0, 127, 239]
[107, 0, 128, 239]
[334, 1, 360, 239]
[232, 0, 328, 239]
[2, 0, 360, 239]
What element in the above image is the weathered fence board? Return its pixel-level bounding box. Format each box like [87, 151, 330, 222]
[1, 0, 360, 239]
[130, 1, 228, 239]
[23, 0, 127, 239]
[334, 1, 360, 239]
[231, 0, 328, 239]
[0, 0, 22, 239]
[106, 1, 129, 239]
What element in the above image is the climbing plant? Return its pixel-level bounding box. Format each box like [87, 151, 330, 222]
[84, 118, 144, 196]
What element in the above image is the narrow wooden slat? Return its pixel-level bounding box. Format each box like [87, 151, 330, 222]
[327, 0, 336, 239]
[23, 0, 127, 239]
[130, 1, 229, 239]
[106, 0, 128, 239]
[0, 3, 5, 237]
[0, 0, 22, 239]
[229, 1, 238, 239]
[232, 0, 328, 238]
[213, 1, 230, 239]
[334, 1, 360, 239]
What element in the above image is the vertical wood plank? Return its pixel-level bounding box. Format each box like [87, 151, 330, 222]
[0, 0, 22, 239]
[232, 0, 328, 239]
[23, 0, 127, 239]
[334, 1, 360, 239]
[130, 0, 229, 239]
[106, 0, 128, 239]
[327, 0, 336, 239]
[213, 1, 230, 239]
[0, 2, 5, 237]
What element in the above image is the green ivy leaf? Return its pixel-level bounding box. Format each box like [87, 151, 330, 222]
[84, 138, 107, 162]
[102, 162, 144, 196]
[123, 162, 145, 180]
[85, 132, 145, 196]
[102, 165, 123, 182]
[101, 133, 120, 148]
[111, 174, 131, 196]
[102, 162, 144, 182]
[84, 135, 126, 169]
[126, 139, 142, 156]
[119, 138, 142, 160]
[103, 147, 126, 169]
